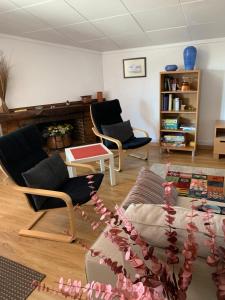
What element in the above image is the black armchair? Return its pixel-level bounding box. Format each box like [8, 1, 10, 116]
[90, 99, 151, 171]
[0, 125, 104, 243]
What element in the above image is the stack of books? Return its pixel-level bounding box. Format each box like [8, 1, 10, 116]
[162, 134, 186, 147]
[162, 118, 179, 129]
[180, 124, 196, 131]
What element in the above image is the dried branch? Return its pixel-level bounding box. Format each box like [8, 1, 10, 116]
[0, 55, 10, 101]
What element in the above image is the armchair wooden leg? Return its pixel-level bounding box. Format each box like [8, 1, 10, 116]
[129, 145, 149, 161]
[114, 149, 124, 172]
[67, 203, 77, 239]
[19, 209, 76, 243]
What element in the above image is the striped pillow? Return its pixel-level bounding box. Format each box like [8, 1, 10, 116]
[122, 167, 177, 209]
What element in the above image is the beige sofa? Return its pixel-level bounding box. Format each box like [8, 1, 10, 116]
[85, 166, 224, 300]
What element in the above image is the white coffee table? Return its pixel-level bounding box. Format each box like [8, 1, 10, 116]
[65, 143, 116, 186]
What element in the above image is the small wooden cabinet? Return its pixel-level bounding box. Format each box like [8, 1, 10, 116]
[213, 120, 225, 159]
[159, 70, 201, 157]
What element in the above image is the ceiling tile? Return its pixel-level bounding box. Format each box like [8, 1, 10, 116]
[180, 0, 203, 2]
[79, 38, 119, 51]
[0, 22, 25, 36]
[147, 26, 190, 45]
[0, 0, 18, 13]
[10, 0, 51, 7]
[0, 10, 50, 33]
[182, 0, 225, 25]
[21, 28, 73, 45]
[111, 32, 152, 49]
[24, 0, 85, 27]
[57, 22, 104, 42]
[93, 14, 143, 37]
[133, 4, 186, 31]
[121, 0, 179, 13]
[66, 0, 128, 20]
[189, 22, 225, 40]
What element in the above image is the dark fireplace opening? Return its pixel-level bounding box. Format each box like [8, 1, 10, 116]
[36, 117, 86, 150]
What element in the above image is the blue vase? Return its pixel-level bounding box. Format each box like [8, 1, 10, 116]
[183, 46, 197, 70]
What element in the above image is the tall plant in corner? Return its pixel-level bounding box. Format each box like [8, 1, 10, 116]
[0, 55, 10, 113]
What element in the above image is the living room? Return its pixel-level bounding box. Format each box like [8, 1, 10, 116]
[0, 1, 225, 299]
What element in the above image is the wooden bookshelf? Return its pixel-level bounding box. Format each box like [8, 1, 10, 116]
[159, 70, 201, 157]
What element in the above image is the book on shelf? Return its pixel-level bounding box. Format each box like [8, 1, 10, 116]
[180, 123, 196, 131]
[162, 94, 169, 110]
[162, 118, 179, 129]
[163, 135, 185, 143]
[162, 132, 187, 147]
[168, 94, 173, 111]
[161, 142, 186, 147]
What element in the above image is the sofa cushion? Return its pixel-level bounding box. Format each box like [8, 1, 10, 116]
[122, 167, 177, 209]
[22, 153, 69, 210]
[125, 203, 224, 258]
[101, 120, 134, 144]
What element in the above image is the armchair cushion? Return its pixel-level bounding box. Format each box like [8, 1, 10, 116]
[101, 120, 134, 145]
[41, 173, 104, 209]
[105, 136, 151, 150]
[22, 153, 69, 210]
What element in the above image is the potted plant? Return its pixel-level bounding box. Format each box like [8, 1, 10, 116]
[44, 123, 74, 149]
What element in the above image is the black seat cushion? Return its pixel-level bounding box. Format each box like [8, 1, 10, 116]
[105, 136, 152, 150]
[101, 120, 134, 145]
[22, 153, 69, 210]
[40, 173, 104, 210]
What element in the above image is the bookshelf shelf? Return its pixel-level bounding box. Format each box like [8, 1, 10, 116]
[159, 70, 200, 157]
[161, 90, 198, 94]
[160, 129, 196, 133]
[160, 145, 194, 152]
[160, 111, 196, 114]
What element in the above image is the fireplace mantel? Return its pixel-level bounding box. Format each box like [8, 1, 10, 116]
[0, 100, 97, 145]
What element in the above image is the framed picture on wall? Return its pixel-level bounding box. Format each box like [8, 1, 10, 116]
[123, 57, 147, 78]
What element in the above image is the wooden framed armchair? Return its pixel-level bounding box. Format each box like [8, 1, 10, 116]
[90, 99, 152, 171]
[0, 125, 104, 243]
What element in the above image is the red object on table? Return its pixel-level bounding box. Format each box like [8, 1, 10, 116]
[70, 144, 108, 159]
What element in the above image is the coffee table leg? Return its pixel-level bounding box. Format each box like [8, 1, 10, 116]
[99, 159, 105, 172]
[109, 155, 116, 186]
[67, 161, 77, 178]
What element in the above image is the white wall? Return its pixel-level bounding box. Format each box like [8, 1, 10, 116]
[0, 34, 103, 108]
[102, 38, 225, 146]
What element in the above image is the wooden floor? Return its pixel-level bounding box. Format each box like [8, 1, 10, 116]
[1, 145, 225, 299]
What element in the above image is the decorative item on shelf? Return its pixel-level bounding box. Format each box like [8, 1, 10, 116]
[0, 55, 10, 113]
[181, 104, 186, 111]
[185, 104, 196, 111]
[96, 91, 103, 102]
[165, 64, 178, 71]
[171, 78, 177, 91]
[181, 81, 190, 91]
[43, 123, 73, 149]
[80, 95, 92, 103]
[183, 46, 197, 70]
[173, 97, 180, 111]
[189, 141, 196, 147]
[35, 105, 44, 110]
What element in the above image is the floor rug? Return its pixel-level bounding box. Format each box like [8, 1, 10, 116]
[150, 163, 225, 204]
[166, 170, 224, 202]
[0, 256, 45, 300]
